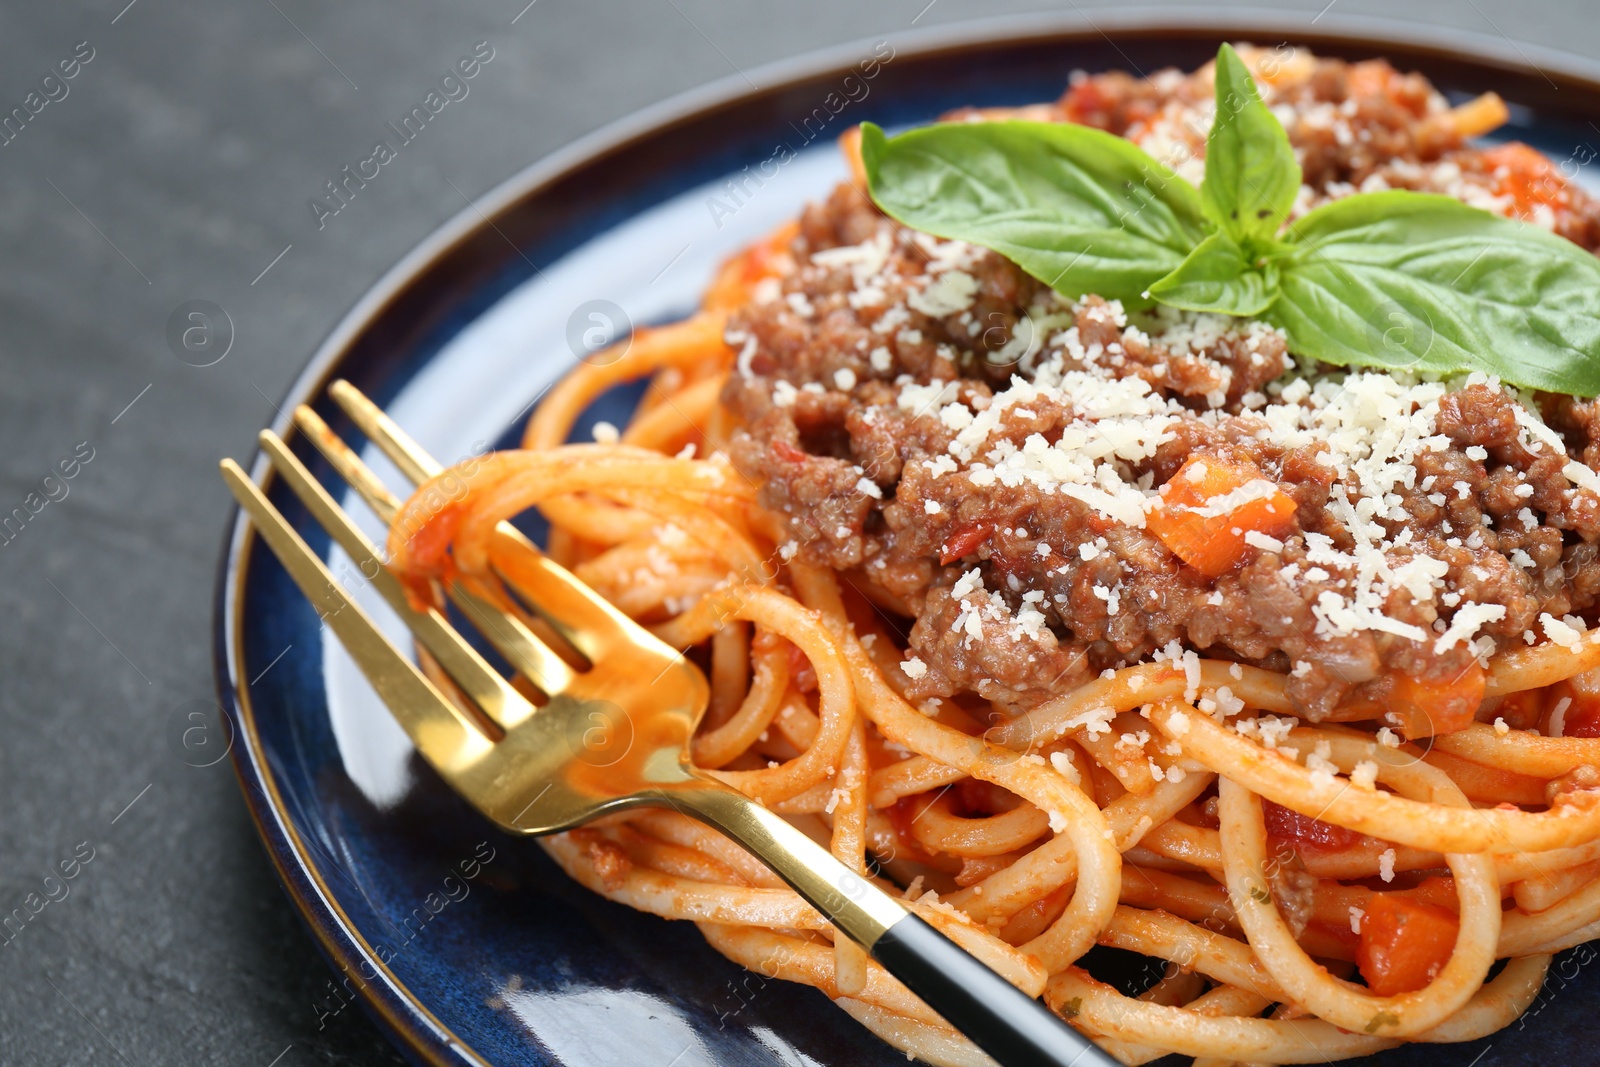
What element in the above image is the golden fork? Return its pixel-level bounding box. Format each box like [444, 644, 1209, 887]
[219, 380, 1116, 1067]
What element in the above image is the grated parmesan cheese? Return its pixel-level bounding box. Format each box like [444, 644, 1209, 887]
[1063, 706, 1117, 740]
[1049, 750, 1081, 786]
[908, 269, 979, 317]
[1432, 602, 1507, 654]
[1244, 529, 1285, 553]
[1550, 696, 1573, 738]
[1542, 613, 1584, 650]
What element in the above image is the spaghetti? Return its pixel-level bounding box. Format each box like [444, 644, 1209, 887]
[389, 47, 1600, 1066]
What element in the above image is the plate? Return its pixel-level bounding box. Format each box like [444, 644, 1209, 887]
[214, 12, 1600, 1065]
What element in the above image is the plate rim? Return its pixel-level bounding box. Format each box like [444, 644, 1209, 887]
[213, 10, 1600, 1065]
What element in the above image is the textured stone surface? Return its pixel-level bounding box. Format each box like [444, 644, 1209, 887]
[0, 1, 1593, 1062]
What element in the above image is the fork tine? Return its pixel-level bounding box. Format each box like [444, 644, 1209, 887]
[292, 405, 582, 696]
[489, 539, 670, 665]
[257, 430, 557, 729]
[220, 459, 494, 772]
[328, 379, 441, 482]
[294, 405, 404, 521]
[326, 380, 676, 664]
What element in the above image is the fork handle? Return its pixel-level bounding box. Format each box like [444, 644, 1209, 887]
[661, 782, 1119, 1067]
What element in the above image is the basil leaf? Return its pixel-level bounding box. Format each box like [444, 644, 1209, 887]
[861, 121, 1208, 304]
[1148, 231, 1279, 316]
[1270, 190, 1600, 394]
[1203, 44, 1301, 244]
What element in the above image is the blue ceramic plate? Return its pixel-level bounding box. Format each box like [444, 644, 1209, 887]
[215, 12, 1600, 1065]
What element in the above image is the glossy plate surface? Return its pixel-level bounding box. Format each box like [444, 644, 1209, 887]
[215, 12, 1600, 1065]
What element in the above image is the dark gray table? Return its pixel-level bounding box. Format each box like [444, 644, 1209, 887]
[1, 1, 1594, 1063]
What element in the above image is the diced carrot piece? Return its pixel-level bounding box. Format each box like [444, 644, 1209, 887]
[1386, 660, 1486, 740]
[1445, 92, 1509, 139]
[1356, 894, 1458, 996]
[839, 126, 867, 188]
[1147, 456, 1297, 577]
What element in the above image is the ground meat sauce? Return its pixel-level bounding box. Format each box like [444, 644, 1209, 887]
[1048, 51, 1600, 249]
[719, 49, 1600, 726]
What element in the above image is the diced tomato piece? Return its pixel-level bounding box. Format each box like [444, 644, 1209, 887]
[1059, 79, 1113, 126]
[1147, 456, 1297, 577]
[1263, 800, 1364, 852]
[1386, 660, 1486, 740]
[1563, 709, 1600, 738]
[704, 220, 797, 311]
[770, 439, 808, 465]
[1356, 894, 1458, 996]
[1482, 142, 1570, 222]
[940, 524, 989, 565]
[1545, 667, 1600, 737]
